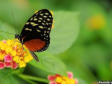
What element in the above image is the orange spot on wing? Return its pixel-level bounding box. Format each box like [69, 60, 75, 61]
[24, 39, 45, 52]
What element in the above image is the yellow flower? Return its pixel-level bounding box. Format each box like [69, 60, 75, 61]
[56, 77, 62, 83]
[0, 54, 4, 60]
[0, 39, 33, 69]
[19, 60, 26, 68]
[48, 72, 78, 84]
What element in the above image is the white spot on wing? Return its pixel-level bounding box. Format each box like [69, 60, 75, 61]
[37, 30, 41, 32]
[39, 26, 44, 29]
[43, 16, 47, 18]
[25, 28, 32, 31]
[47, 18, 50, 21]
[40, 14, 43, 16]
[45, 13, 49, 15]
[30, 22, 38, 26]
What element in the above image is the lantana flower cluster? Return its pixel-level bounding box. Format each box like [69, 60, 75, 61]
[0, 39, 33, 69]
[48, 72, 78, 84]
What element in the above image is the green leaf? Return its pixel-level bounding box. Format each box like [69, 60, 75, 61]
[0, 69, 25, 84]
[47, 11, 79, 54]
[0, 0, 30, 31]
[18, 74, 49, 83]
[0, 21, 15, 40]
[30, 52, 67, 75]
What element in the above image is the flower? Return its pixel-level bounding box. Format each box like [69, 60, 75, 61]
[48, 72, 78, 84]
[0, 39, 33, 69]
[0, 62, 5, 69]
[86, 14, 106, 30]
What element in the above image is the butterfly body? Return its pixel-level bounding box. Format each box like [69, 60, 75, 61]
[15, 9, 53, 61]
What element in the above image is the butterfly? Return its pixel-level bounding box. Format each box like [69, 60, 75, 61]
[15, 9, 53, 61]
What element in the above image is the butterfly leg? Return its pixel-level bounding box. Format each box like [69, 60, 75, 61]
[29, 51, 39, 62]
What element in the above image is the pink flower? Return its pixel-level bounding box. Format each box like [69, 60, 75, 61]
[0, 62, 5, 69]
[48, 75, 56, 81]
[67, 72, 73, 79]
[2, 40, 6, 43]
[48, 72, 78, 84]
[48, 74, 61, 81]
[49, 81, 56, 84]
[4, 62, 12, 67]
[4, 55, 12, 62]
[74, 78, 78, 84]
[0, 39, 33, 69]
[11, 61, 18, 69]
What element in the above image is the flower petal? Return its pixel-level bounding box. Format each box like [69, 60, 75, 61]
[2, 40, 6, 43]
[12, 61, 18, 69]
[4, 55, 12, 62]
[67, 72, 73, 79]
[48, 75, 56, 81]
[4, 62, 12, 67]
[0, 62, 5, 69]
[55, 74, 61, 77]
[49, 81, 56, 84]
[74, 78, 78, 84]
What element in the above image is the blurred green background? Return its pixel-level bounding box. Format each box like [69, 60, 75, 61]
[0, 0, 112, 84]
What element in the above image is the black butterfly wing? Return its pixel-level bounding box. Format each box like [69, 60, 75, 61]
[20, 9, 53, 52]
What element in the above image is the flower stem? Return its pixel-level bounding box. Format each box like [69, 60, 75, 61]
[18, 74, 49, 83]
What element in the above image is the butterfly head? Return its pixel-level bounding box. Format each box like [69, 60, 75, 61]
[15, 34, 20, 39]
